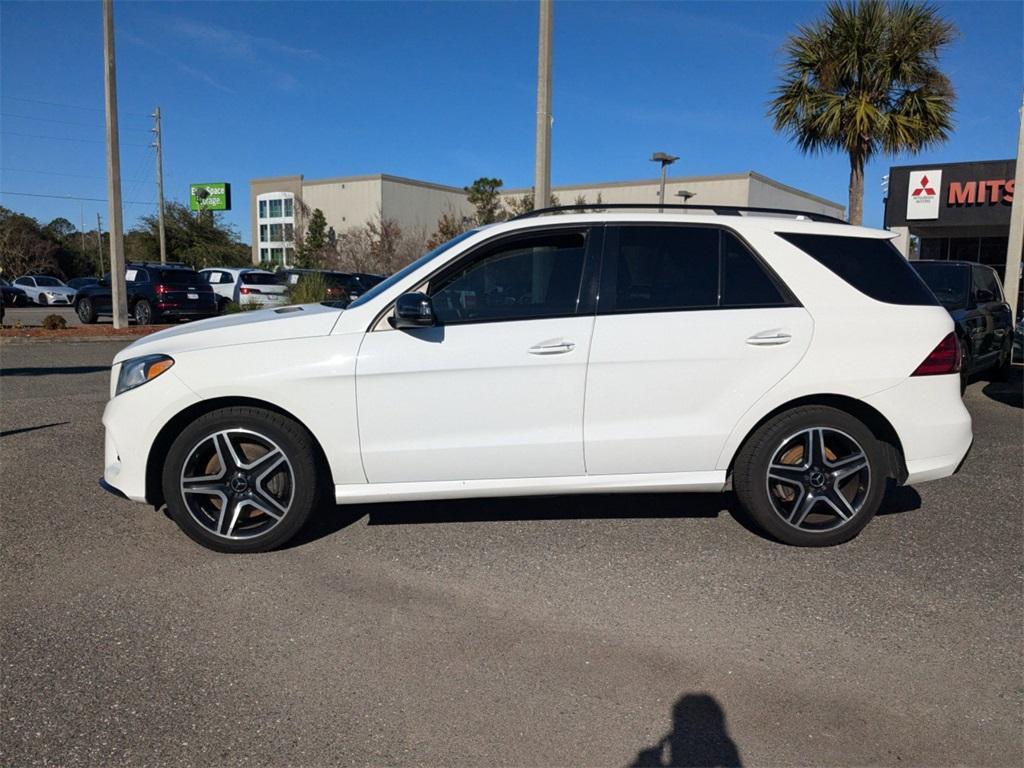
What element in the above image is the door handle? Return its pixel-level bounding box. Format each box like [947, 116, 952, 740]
[746, 331, 792, 346]
[528, 341, 576, 355]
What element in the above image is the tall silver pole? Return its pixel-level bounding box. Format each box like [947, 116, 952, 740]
[659, 166, 667, 213]
[153, 106, 167, 264]
[102, 0, 128, 327]
[1004, 95, 1023, 321]
[533, 0, 553, 211]
[96, 213, 105, 275]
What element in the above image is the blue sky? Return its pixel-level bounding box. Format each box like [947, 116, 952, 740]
[1, 1, 1021, 241]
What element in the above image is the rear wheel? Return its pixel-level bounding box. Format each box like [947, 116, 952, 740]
[76, 297, 97, 324]
[161, 407, 322, 553]
[133, 299, 153, 325]
[733, 406, 886, 547]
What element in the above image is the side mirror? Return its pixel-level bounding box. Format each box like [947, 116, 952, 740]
[975, 288, 995, 304]
[391, 292, 436, 329]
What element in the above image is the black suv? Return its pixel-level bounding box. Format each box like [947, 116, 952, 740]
[912, 260, 1014, 389]
[74, 262, 217, 325]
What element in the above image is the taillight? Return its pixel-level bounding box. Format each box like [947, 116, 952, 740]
[912, 332, 961, 376]
[154, 284, 169, 295]
[240, 287, 262, 295]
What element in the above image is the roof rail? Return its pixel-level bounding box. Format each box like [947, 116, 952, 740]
[511, 203, 848, 225]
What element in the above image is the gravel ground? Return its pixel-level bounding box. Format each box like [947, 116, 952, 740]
[1, 340, 1021, 767]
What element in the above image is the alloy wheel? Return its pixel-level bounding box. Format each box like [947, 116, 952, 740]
[764, 427, 870, 533]
[179, 429, 295, 540]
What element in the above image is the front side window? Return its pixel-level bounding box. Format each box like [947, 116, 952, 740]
[428, 230, 587, 324]
[972, 266, 1003, 303]
[268, 199, 283, 218]
[912, 263, 969, 309]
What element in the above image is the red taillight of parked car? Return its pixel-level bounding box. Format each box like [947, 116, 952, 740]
[240, 287, 262, 295]
[154, 284, 169, 295]
[912, 332, 961, 376]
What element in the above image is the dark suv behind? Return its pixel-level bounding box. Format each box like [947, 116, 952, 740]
[74, 262, 217, 325]
[911, 260, 1014, 389]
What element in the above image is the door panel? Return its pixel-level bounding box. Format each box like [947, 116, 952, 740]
[584, 307, 812, 474]
[356, 316, 594, 483]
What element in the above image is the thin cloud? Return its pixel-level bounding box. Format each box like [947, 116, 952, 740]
[168, 17, 326, 63]
[121, 30, 237, 96]
[176, 64, 238, 96]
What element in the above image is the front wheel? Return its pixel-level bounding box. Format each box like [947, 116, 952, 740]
[37, 294, 48, 306]
[733, 406, 886, 547]
[161, 407, 322, 553]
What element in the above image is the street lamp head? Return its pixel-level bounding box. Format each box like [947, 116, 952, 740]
[675, 190, 696, 201]
[650, 152, 679, 165]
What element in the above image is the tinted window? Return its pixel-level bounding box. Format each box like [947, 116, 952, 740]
[125, 268, 149, 283]
[606, 226, 718, 312]
[972, 266, 1003, 303]
[241, 272, 284, 285]
[721, 232, 786, 307]
[778, 233, 938, 306]
[35, 276, 62, 287]
[155, 269, 201, 285]
[912, 263, 969, 309]
[14, 278, 31, 286]
[429, 231, 586, 324]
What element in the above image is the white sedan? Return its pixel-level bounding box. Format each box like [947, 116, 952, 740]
[199, 268, 288, 311]
[13, 275, 77, 306]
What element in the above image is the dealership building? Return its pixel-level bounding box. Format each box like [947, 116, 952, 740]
[248, 171, 844, 266]
[885, 158, 1020, 312]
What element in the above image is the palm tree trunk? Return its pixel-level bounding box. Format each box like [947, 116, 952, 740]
[848, 153, 865, 225]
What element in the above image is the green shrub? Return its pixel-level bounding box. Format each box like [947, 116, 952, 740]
[42, 314, 67, 330]
[223, 300, 263, 314]
[287, 272, 329, 305]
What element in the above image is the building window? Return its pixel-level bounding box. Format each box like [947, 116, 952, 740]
[283, 223, 294, 241]
[260, 248, 270, 263]
[283, 198, 293, 217]
[285, 247, 295, 264]
[258, 200, 267, 218]
[271, 248, 284, 265]
[268, 199, 283, 218]
[270, 223, 284, 241]
[259, 224, 268, 242]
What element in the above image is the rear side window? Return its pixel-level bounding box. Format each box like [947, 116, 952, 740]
[601, 226, 789, 313]
[778, 232, 938, 306]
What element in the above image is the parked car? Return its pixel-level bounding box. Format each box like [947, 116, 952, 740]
[351, 272, 385, 290]
[13, 275, 76, 305]
[75, 262, 217, 325]
[278, 269, 367, 304]
[1012, 317, 1023, 366]
[68, 276, 100, 291]
[199, 268, 289, 311]
[100, 205, 972, 554]
[0, 278, 29, 307]
[911, 261, 1014, 390]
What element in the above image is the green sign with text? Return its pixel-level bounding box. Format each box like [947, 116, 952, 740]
[189, 182, 231, 211]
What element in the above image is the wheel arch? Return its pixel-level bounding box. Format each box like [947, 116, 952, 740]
[144, 396, 334, 507]
[726, 394, 908, 483]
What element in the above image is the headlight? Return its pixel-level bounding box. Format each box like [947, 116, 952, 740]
[116, 354, 174, 395]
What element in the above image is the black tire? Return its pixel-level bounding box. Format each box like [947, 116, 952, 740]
[161, 406, 322, 553]
[37, 294, 48, 306]
[733, 406, 886, 547]
[76, 297, 98, 324]
[133, 299, 153, 326]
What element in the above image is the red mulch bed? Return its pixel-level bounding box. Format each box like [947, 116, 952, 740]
[0, 325, 173, 340]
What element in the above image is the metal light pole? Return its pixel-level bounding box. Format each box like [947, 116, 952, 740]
[533, 0, 553, 211]
[651, 152, 678, 212]
[1004, 95, 1023, 321]
[152, 106, 167, 263]
[102, 0, 128, 328]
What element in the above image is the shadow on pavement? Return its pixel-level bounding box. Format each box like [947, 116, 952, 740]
[0, 365, 110, 377]
[980, 368, 1022, 409]
[629, 693, 743, 767]
[0, 421, 71, 438]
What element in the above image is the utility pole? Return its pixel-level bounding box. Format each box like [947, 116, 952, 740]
[96, 213, 106, 275]
[102, 0, 128, 328]
[152, 106, 167, 263]
[1004, 94, 1023, 321]
[79, 206, 86, 262]
[533, 0, 553, 211]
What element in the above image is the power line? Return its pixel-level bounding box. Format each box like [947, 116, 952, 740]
[1, 130, 149, 147]
[0, 112, 150, 132]
[1, 190, 156, 206]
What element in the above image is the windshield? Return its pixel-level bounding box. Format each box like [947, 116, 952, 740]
[346, 228, 480, 309]
[35, 276, 64, 287]
[912, 263, 969, 309]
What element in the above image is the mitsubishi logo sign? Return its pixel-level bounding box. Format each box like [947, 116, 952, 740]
[906, 169, 942, 219]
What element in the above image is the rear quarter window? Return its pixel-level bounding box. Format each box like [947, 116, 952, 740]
[778, 232, 938, 306]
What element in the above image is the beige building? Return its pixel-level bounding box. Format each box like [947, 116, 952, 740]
[249, 171, 844, 267]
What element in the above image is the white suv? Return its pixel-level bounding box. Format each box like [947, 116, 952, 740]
[199, 268, 289, 310]
[100, 207, 972, 552]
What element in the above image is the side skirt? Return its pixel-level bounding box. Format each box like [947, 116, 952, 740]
[334, 471, 727, 505]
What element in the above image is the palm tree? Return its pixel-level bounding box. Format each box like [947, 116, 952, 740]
[769, 0, 957, 225]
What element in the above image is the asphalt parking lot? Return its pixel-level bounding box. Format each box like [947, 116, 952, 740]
[1, 339, 1021, 767]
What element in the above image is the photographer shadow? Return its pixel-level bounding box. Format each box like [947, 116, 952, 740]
[630, 693, 742, 768]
